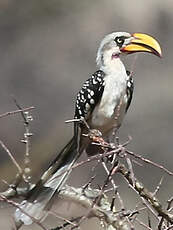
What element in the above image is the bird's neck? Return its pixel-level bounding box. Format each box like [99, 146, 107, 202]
[100, 51, 126, 76]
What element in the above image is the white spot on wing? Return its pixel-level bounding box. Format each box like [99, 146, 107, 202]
[85, 103, 90, 110]
[90, 91, 94, 96]
[93, 79, 97, 84]
[90, 99, 95, 104]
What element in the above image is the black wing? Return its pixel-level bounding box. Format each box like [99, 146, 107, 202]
[125, 70, 134, 112]
[74, 70, 105, 120]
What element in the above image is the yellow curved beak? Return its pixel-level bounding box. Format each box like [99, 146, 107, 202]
[122, 33, 162, 57]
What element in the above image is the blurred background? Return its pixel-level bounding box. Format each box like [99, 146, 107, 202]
[0, 0, 172, 229]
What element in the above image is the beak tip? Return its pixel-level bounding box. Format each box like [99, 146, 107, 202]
[159, 52, 163, 58]
[156, 50, 162, 58]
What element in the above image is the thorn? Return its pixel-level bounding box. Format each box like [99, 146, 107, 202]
[24, 133, 33, 137]
[21, 139, 27, 144]
[82, 175, 96, 191]
[110, 196, 115, 211]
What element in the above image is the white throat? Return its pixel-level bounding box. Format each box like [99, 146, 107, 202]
[101, 49, 124, 74]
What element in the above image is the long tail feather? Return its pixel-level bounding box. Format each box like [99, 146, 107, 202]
[15, 136, 78, 225]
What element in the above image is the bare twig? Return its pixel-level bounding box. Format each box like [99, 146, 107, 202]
[167, 197, 173, 211]
[72, 147, 123, 170]
[65, 118, 81, 123]
[135, 218, 152, 230]
[0, 106, 35, 119]
[0, 195, 47, 230]
[48, 211, 81, 229]
[0, 140, 22, 174]
[65, 117, 90, 130]
[13, 98, 33, 183]
[126, 149, 173, 176]
[59, 185, 131, 230]
[74, 153, 125, 229]
[101, 160, 124, 210]
[118, 163, 173, 224]
[141, 198, 159, 221]
[125, 155, 135, 187]
[152, 177, 164, 196]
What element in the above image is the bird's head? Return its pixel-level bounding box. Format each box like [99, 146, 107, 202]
[96, 32, 162, 68]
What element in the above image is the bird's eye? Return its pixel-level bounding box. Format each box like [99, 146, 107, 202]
[114, 36, 125, 47]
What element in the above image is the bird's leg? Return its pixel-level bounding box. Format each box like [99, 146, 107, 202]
[109, 127, 119, 145]
[105, 128, 119, 163]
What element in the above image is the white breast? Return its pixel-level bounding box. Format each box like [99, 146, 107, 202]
[90, 58, 127, 135]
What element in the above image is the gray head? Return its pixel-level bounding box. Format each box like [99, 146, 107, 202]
[96, 32, 132, 67]
[96, 31, 162, 68]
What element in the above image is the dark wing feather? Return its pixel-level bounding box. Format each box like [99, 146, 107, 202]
[74, 70, 105, 120]
[125, 70, 134, 112]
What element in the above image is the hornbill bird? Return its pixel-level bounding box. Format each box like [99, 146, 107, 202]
[15, 32, 162, 226]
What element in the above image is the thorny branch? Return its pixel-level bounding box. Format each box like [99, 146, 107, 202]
[0, 106, 35, 119]
[0, 140, 22, 174]
[0, 194, 47, 230]
[58, 185, 131, 230]
[1, 111, 173, 229]
[0, 102, 34, 198]
[13, 98, 33, 183]
[117, 164, 173, 224]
